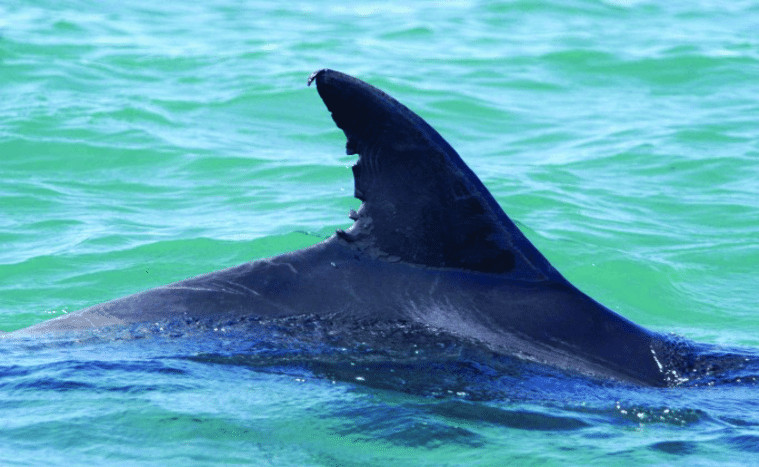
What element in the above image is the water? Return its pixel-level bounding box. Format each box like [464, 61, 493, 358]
[1, 0, 758, 463]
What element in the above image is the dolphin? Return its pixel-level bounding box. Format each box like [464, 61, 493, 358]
[6, 69, 722, 386]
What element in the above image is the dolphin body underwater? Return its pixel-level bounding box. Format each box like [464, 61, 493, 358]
[5, 69, 752, 387]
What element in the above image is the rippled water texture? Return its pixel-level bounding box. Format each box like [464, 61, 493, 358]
[1, 0, 758, 464]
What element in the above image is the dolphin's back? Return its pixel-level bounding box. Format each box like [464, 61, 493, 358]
[11, 69, 687, 387]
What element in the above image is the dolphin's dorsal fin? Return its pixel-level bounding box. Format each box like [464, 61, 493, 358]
[311, 69, 560, 281]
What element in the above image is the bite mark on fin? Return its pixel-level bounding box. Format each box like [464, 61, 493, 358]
[312, 69, 562, 281]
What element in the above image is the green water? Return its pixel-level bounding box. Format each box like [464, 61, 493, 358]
[2, 0, 758, 464]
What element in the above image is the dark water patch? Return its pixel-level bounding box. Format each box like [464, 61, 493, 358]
[724, 435, 759, 453]
[426, 400, 590, 431]
[0, 354, 193, 396]
[334, 403, 484, 449]
[382, 422, 483, 449]
[306, 359, 513, 400]
[66, 359, 189, 375]
[0, 364, 34, 378]
[103, 383, 188, 394]
[183, 316, 559, 400]
[10, 377, 95, 392]
[649, 440, 699, 455]
[721, 417, 759, 428]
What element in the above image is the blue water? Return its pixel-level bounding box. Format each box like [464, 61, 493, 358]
[2, 0, 759, 463]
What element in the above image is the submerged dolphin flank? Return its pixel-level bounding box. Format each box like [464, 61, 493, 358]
[6, 70, 739, 386]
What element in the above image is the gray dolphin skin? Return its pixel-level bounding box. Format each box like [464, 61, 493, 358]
[11, 69, 692, 386]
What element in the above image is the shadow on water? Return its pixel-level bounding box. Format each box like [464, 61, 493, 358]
[148, 314, 759, 434]
[3, 313, 759, 443]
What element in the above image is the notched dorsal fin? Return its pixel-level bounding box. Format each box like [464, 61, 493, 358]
[310, 69, 559, 281]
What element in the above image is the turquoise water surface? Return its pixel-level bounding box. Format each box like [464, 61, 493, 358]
[2, 0, 758, 464]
